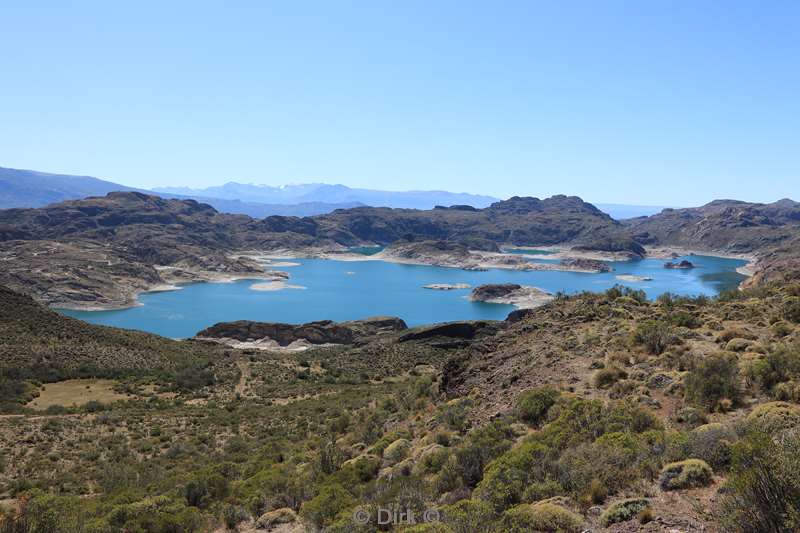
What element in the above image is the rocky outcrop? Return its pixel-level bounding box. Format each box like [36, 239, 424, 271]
[664, 260, 695, 269]
[471, 284, 522, 300]
[559, 258, 614, 273]
[399, 320, 501, 344]
[196, 316, 407, 347]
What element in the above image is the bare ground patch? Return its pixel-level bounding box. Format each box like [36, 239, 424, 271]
[26, 379, 132, 410]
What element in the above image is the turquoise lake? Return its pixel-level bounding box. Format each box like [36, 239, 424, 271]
[60, 254, 747, 339]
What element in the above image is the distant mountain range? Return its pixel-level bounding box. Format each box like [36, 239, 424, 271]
[153, 182, 500, 210]
[1, 165, 667, 219]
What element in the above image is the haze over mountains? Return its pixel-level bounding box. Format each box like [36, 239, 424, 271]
[1, 166, 668, 219]
[153, 182, 500, 210]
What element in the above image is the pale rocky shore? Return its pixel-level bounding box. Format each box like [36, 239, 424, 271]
[615, 274, 653, 283]
[250, 280, 306, 291]
[248, 242, 618, 274]
[57, 266, 292, 311]
[424, 283, 471, 290]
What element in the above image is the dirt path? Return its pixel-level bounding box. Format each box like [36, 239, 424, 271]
[235, 360, 251, 396]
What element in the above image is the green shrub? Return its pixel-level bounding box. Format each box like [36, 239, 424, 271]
[751, 344, 800, 391]
[436, 399, 473, 433]
[521, 478, 564, 504]
[299, 484, 355, 529]
[382, 438, 411, 465]
[746, 401, 800, 435]
[500, 502, 583, 533]
[600, 498, 650, 526]
[339, 455, 381, 483]
[784, 296, 800, 323]
[451, 421, 515, 487]
[685, 423, 736, 470]
[515, 387, 559, 426]
[720, 431, 800, 533]
[557, 431, 660, 496]
[442, 499, 494, 533]
[476, 440, 553, 510]
[659, 459, 713, 490]
[684, 353, 741, 411]
[633, 321, 678, 355]
[772, 320, 794, 338]
[725, 338, 753, 352]
[593, 366, 628, 389]
[669, 310, 701, 329]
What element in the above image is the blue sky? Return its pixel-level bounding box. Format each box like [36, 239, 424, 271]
[1, 1, 798, 205]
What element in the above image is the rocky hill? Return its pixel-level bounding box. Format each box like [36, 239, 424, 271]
[624, 198, 800, 253]
[0, 192, 645, 306]
[1, 191, 798, 308]
[316, 195, 644, 253]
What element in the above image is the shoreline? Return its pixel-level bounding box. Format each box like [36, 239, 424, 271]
[53, 244, 758, 312]
[55, 270, 290, 312]
[247, 247, 612, 274]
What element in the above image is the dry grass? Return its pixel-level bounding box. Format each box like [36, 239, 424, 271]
[26, 379, 131, 410]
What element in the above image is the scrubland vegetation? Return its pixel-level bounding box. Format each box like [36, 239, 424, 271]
[1, 282, 800, 531]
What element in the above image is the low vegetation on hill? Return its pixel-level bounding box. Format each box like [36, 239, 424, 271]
[1, 280, 799, 531]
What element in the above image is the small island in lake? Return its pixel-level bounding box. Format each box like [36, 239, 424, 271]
[664, 260, 696, 269]
[470, 283, 554, 309]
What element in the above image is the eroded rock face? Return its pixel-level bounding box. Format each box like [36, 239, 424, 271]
[196, 316, 407, 346]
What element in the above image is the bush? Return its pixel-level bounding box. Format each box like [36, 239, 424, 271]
[451, 421, 515, 487]
[746, 401, 800, 435]
[442, 499, 494, 533]
[557, 431, 663, 497]
[668, 310, 701, 329]
[515, 387, 559, 426]
[593, 367, 627, 389]
[600, 498, 650, 527]
[685, 423, 736, 470]
[382, 438, 411, 465]
[659, 459, 713, 490]
[500, 502, 583, 533]
[476, 440, 553, 511]
[721, 431, 800, 532]
[684, 353, 740, 411]
[299, 484, 355, 529]
[521, 478, 563, 504]
[750, 344, 800, 391]
[784, 296, 800, 323]
[633, 321, 677, 355]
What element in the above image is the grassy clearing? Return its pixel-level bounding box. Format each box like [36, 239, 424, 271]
[26, 379, 131, 410]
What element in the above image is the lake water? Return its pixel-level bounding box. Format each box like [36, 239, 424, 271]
[60, 254, 747, 339]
